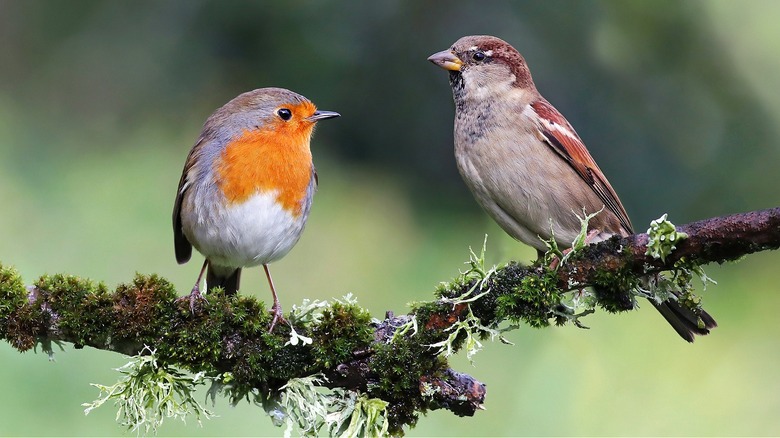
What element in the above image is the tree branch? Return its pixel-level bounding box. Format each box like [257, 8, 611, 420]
[557, 207, 780, 287]
[0, 207, 778, 434]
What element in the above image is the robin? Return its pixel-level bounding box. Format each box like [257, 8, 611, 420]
[428, 35, 716, 341]
[172, 87, 339, 330]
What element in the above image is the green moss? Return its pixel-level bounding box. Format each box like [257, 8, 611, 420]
[588, 250, 640, 313]
[35, 273, 107, 309]
[0, 263, 27, 336]
[62, 286, 115, 348]
[30, 273, 178, 351]
[157, 291, 315, 388]
[161, 289, 237, 370]
[311, 301, 373, 370]
[228, 295, 272, 334]
[178, 293, 264, 367]
[560, 240, 638, 313]
[4, 296, 46, 352]
[492, 264, 563, 328]
[6, 271, 108, 352]
[370, 334, 448, 435]
[433, 280, 497, 332]
[110, 275, 177, 345]
[229, 328, 312, 386]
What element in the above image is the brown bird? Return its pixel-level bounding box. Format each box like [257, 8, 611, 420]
[428, 35, 716, 341]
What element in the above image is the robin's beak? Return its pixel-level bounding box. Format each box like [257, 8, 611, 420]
[308, 110, 340, 122]
[427, 50, 463, 71]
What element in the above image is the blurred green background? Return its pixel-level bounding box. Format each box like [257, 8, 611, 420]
[1, 0, 779, 436]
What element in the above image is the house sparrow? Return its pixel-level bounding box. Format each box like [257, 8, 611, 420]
[428, 35, 716, 341]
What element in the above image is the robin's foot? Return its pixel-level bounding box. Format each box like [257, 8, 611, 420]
[190, 285, 208, 313]
[175, 284, 207, 314]
[268, 303, 287, 333]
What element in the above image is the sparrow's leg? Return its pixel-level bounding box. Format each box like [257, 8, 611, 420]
[549, 229, 602, 270]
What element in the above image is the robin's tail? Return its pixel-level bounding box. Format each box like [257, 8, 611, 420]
[651, 296, 717, 342]
[206, 264, 241, 295]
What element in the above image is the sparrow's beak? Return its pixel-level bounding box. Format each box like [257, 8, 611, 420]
[427, 50, 463, 71]
[308, 110, 341, 122]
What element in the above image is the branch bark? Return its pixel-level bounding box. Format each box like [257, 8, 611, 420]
[0, 207, 778, 433]
[556, 207, 780, 287]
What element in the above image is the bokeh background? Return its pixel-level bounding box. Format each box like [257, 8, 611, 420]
[2, 0, 779, 436]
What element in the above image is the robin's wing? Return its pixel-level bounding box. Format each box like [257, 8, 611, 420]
[530, 99, 633, 235]
[172, 139, 203, 265]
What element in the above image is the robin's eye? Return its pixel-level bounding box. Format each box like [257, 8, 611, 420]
[277, 108, 292, 121]
[472, 51, 486, 62]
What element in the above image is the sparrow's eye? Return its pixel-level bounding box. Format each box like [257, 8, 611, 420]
[472, 51, 487, 62]
[277, 108, 292, 121]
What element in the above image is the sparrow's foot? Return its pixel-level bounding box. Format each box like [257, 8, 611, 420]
[549, 229, 602, 270]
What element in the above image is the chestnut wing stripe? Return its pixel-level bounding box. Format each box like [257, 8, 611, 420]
[538, 128, 634, 234]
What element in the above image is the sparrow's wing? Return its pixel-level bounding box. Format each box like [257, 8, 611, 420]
[530, 99, 634, 235]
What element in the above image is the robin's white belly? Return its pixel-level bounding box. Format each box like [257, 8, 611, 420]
[183, 191, 306, 268]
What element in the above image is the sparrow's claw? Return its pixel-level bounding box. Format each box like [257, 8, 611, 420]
[549, 229, 603, 270]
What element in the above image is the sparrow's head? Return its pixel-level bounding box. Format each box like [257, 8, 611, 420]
[428, 35, 536, 101]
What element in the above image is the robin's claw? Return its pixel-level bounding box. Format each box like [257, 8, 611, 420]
[174, 284, 207, 314]
[188, 286, 208, 313]
[268, 303, 286, 333]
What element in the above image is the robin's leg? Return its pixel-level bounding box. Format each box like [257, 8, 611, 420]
[264, 264, 286, 332]
[187, 259, 209, 312]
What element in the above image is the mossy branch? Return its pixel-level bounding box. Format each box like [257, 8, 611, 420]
[555, 207, 780, 288]
[0, 207, 778, 435]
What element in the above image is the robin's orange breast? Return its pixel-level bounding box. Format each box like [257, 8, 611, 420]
[216, 119, 314, 217]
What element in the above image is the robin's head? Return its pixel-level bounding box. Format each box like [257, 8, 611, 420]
[197, 88, 338, 209]
[203, 87, 340, 143]
[428, 35, 537, 101]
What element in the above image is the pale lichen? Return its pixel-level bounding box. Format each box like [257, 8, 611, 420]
[645, 213, 689, 262]
[82, 347, 214, 435]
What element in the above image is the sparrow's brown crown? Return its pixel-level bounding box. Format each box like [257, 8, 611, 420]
[449, 35, 536, 90]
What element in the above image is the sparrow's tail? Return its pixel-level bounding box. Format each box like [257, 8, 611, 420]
[206, 264, 241, 295]
[651, 296, 717, 343]
[592, 278, 717, 342]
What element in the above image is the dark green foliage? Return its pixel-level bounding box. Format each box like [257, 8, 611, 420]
[160, 291, 315, 386]
[469, 262, 563, 328]
[111, 275, 178, 341]
[581, 242, 640, 313]
[1, 263, 40, 351]
[0, 263, 27, 339]
[590, 266, 640, 313]
[370, 332, 448, 435]
[311, 301, 373, 369]
[0, 264, 26, 312]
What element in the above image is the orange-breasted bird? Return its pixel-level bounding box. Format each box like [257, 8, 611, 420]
[428, 35, 716, 342]
[172, 87, 339, 330]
